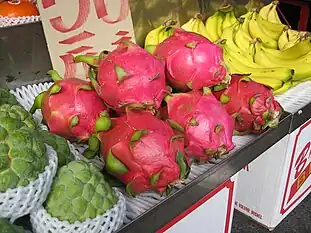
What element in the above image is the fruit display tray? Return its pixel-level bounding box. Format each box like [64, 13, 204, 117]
[9, 81, 296, 233]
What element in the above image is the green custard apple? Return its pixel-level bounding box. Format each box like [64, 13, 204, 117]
[0, 104, 37, 131]
[0, 88, 18, 106]
[0, 219, 27, 233]
[0, 128, 48, 192]
[45, 160, 118, 223]
[36, 130, 74, 167]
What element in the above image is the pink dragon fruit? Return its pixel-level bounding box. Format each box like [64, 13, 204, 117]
[74, 41, 167, 113]
[99, 110, 190, 196]
[165, 88, 235, 162]
[153, 29, 230, 91]
[30, 70, 111, 158]
[213, 75, 283, 135]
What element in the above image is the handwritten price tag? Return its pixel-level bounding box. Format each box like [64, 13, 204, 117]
[37, 0, 135, 79]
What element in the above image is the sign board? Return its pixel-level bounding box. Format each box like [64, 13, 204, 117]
[281, 119, 311, 214]
[37, 0, 135, 80]
[236, 119, 311, 230]
[157, 176, 238, 233]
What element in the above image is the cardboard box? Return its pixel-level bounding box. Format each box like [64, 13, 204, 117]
[158, 175, 238, 233]
[235, 119, 311, 230]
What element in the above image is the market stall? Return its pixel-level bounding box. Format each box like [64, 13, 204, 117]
[0, 0, 311, 233]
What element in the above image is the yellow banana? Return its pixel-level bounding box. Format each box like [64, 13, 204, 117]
[145, 24, 166, 48]
[217, 11, 225, 38]
[250, 76, 283, 90]
[278, 28, 290, 50]
[260, 37, 311, 60]
[181, 18, 196, 31]
[223, 48, 293, 81]
[273, 81, 292, 95]
[257, 14, 284, 40]
[254, 41, 311, 81]
[240, 11, 252, 36]
[234, 23, 252, 52]
[220, 4, 237, 31]
[145, 19, 177, 54]
[259, 1, 274, 20]
[267, 1, 282, 24]
[206, 11, 222, 42]
[220, 23, 242, 53]
[248, 11, 278, 49]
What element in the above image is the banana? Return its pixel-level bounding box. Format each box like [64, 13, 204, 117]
[206, 11, 222, 42]
[223, 48, 293, 81]
[220, 23, 241, 53]
[234, 23, 252, 52]
[259, 1, 274, 20]
[273, 81, 292, 95]
[257, 14, 284, 40]
[254, 41, 311, 81]
[267, 1, 282, 24]
[278, 28, 290, 50]
[222, 40, 260, 68]
[145, 24, 166, 48]
[250, 76, 283, 90]
[145, 19, 176, 53]
[248, 11, 278, 49]
[259, 37, 311, 60]
[182, 14, 212, 40]
[181, 18, 195, 31]
[217, 11, 225, 38]
[240, 11, 252, 36]
[220, 4, 237, 31]
[230, 11, 238, 25]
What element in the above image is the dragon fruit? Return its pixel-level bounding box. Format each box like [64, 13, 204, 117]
[74, 40, 167, 113]
[30, 70, 111, 158]
[99, 110, 190, 196]
[165, 88, 235, 162]
[153, 29, 230, 91]
[213, 75, 283, 135]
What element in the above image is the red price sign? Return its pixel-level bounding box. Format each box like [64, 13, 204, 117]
[38, 0, 135, 79]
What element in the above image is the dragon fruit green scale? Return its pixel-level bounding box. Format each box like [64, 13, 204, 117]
[45, 160, 118, 224]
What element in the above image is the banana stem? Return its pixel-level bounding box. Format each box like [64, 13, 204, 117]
[163, 19, 177, 27]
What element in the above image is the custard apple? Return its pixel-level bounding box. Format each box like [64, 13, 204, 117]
[0, 219, 26, 233]
[0, 128, 48, 192]
[0, 88, 18, 106]
[36, 130, 74, 166]
[0, 104, 36, 131]
[45, 160, 118, 223]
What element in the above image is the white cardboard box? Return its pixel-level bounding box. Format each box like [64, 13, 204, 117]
[235, 118, 311, 230]
[157, 175, 238, 233]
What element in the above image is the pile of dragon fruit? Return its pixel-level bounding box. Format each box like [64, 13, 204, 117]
[30, 29, 283, 196]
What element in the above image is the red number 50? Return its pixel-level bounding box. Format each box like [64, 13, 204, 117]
[42, 0, 130, 33]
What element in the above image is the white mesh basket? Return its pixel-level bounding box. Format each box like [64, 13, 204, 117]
[30, 189, 126, 233]
[0, 16, 41, 28]
[0, 145, 58, 223]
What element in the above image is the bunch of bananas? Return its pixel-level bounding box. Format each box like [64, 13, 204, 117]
[144, 19, 177, 54]
[205, 4, 237, 42]
[220, 0, 311, 95]
[181, 14, 210, 39]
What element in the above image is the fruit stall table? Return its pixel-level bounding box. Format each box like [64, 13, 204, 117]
[2, 0, 311, 232]
[0, 20, 294, 233]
